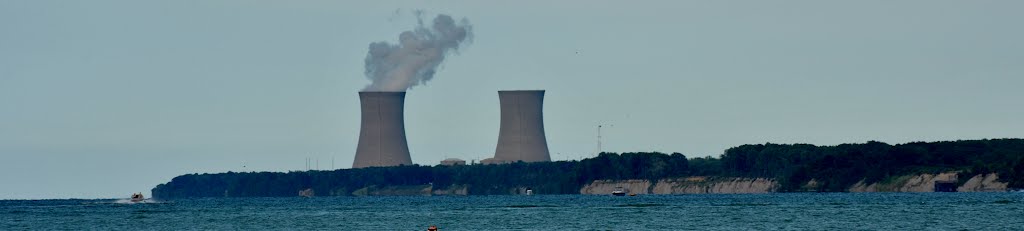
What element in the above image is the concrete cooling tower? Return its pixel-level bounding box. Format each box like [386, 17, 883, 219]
[353, 91, 413, 168]
[493, 90, 551, 163]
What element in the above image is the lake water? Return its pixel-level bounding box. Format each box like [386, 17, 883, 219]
[3, 193, 1023, 230]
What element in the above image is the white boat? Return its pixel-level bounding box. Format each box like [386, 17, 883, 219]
[130, 192, 145, 202]
[612, 187, 626, 196]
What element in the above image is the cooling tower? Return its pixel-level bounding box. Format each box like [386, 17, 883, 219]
[353, 91, 413, 168]
[493, 90, 551, 162]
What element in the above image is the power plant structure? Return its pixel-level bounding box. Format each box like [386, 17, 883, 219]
[492, 90, 551, 163]
[353, 91, 413, 168]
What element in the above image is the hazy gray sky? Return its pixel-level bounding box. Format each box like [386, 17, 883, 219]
[2, 1, 1023, 199]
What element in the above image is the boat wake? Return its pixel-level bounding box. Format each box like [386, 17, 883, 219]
[113, 198, 161, 204]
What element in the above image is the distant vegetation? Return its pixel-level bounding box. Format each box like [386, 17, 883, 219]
[719, 139, 1024, 191]
[152, 139, 1024, 198]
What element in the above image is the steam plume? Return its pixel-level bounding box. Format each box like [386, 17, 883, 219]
[363, 13, 473, 92]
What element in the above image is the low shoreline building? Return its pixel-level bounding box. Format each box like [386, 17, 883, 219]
[440, 158, 466, 166]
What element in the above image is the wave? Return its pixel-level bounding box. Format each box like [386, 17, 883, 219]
[113, 198, 162, 204]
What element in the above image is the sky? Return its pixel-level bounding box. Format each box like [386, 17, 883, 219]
[2, 0, 1023, 199]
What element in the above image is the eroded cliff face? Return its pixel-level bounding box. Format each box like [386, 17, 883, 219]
[579, 177, 779, 195]
[581, 173, 1010, 194]
[958, 174, 1007, 192]
[848, 172, 1008, 192]
[579, 180, 653, 195]
[343, 172, 1008, 196]
[656, 177, 778, 194]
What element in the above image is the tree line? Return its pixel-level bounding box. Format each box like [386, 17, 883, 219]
[152, 139, 1024, 198]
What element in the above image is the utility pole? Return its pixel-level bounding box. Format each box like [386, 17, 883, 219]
[596, 124, 614, 157]
[597, 125, 602, 156]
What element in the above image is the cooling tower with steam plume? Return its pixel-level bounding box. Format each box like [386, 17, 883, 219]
[353, 13, 472, 168]
[353, 92, 412, 168]
[493, 90, 551, 163]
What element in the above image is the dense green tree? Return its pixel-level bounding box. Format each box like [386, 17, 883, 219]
[153, 139, 1024, 198]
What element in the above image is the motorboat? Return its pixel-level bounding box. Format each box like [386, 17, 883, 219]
[130, 193, 144, 202]
[612, 187, 626, 196]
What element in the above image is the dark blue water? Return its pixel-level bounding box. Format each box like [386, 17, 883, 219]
[3, 193, 1023, 230]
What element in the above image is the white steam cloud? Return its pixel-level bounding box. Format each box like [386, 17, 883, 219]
[363, 13, 473, 92]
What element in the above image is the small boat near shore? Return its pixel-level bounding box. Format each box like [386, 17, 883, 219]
[612, 187, 626, 196]
[130, 192, 145, 203]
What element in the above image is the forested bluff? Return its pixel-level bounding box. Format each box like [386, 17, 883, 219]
[152, 139, 1024, 198]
